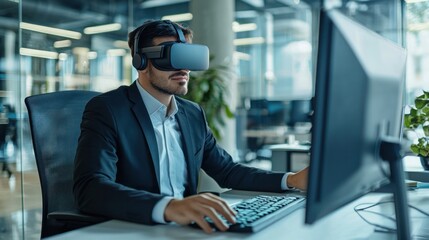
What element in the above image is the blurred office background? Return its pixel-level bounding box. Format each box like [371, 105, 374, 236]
[0, 0, 427, 239]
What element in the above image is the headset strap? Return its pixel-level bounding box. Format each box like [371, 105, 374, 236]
[134, 20, 186, 56]
[164, 20, 186, 43]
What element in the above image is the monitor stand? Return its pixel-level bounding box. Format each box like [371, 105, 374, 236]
[379, 137, 411, 240]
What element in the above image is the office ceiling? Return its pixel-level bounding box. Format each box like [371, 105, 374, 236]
[0, 0, 385, 40]
[0, 0, 315, 31]
[0, 0, 320, 52]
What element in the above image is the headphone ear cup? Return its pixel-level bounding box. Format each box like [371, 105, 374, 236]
[132, 53, 147, 70]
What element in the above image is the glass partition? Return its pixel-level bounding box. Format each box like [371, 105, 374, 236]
[0, 0, 408, 239]
[236, 3, 313, 101]
[0, 0, 22, 239]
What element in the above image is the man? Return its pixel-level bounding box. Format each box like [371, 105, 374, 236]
[73, 20, 308, 234]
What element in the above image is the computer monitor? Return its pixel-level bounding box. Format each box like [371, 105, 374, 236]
[287, 99, 312, 127]
[246, 99, 287, 129]
[305, 9, 409, 239]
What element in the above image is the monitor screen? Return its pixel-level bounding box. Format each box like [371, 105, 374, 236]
[287, 99, 312, 127]
[305, 9, 406, 224]
[246, 99, 287, 129]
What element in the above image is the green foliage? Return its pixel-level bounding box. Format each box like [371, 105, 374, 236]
[404, 91, 429, 157]
[182, 64, 234, 140]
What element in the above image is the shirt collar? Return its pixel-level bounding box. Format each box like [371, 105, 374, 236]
[136, 80, 178, 118]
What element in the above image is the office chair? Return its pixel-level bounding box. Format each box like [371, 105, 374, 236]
[25, 90, 106, 238]
[0, 113, 12, 178]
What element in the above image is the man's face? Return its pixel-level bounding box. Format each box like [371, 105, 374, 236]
[145, 36, 190, 96]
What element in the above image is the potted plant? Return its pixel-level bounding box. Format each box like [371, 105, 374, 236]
[182, 63, 234, 140]
[403, 91, 429, 170]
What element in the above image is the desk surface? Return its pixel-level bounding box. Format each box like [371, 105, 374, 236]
[243, 125, 311, 138]
[268, 143, 311, 152]
[46, 189, 429, 240]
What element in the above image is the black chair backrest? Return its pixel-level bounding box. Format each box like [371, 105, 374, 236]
[25, 90, 99, 238]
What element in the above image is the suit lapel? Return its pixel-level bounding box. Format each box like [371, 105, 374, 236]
[127, 82, 161, 188]
[176, 101, 198, 195]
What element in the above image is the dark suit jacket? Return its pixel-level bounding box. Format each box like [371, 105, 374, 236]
[73, 82, 285, 225]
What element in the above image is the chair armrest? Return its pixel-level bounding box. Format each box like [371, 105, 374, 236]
[48, 211, 107, 224]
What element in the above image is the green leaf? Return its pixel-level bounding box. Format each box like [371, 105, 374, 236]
[404, 115, 412, 128]
[422, 106, 429, 114]
[415, 93, 429, 109]
[420, 149, 429, 157]
[223, 104, 234, 118]
[415, 99, 425, 109]
[410, 144, 420, 154]
[424, 125, 429, 136]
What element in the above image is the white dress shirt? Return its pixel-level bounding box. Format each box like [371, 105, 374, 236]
[136, 82, 188, 223]
[136, 81, 293, 224]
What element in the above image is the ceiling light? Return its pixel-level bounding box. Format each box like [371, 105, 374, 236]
[141, 0, 189, 8]
[54, 40, 72, 48]
[20, 48, 58, 59]
[405, 0, 428, 3]
[20, 22, 81, 39]
[161, 13, 193, 22]
[58, 53, 68, 61]
[84, 23, 122, 35]
[234, 37, 265, 46]
[107, 49, 127, 57]
[87, 52, 98, 59]
[234, 51, 251, 61]
[233, 22, 257, 32]
[114, 40, 129, 49]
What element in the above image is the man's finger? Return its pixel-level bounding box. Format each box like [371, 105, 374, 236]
[199, 206, 229, 232]
[196, 195, 236, 223]
[193, 216, 215, 234]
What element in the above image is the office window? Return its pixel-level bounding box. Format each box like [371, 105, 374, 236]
[235, 2, 313, 101]
[405, 0, 429, 104]
[20, 1, 132, 95]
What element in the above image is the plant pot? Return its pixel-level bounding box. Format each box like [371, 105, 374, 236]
[420, 156, 429, 171]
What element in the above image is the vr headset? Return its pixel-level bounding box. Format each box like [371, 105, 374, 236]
[132, 20, 209, 71]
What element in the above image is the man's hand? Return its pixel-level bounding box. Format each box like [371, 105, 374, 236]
[164, 193, 236, 233]
[287, 167, 308, 191]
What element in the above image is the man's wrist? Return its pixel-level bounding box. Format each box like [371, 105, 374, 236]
[286, 172, 296, 189]
[152, 197, 175, 224]
[281, 172, 296, 190]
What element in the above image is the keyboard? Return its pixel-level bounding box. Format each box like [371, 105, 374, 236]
[191, 195, 306, 233]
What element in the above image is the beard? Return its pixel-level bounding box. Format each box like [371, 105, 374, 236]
[150, 81, 188, 96]
[148, 67, 188, 96]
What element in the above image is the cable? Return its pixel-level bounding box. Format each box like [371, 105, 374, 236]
[354, 200, 429, 234]
[408, 204, 429, 217]
[354, 201, 397, 233]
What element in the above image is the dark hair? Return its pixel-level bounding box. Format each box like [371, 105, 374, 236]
[128, 20, 193, 57]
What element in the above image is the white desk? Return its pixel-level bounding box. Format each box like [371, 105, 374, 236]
[46, 189, 429, 240]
